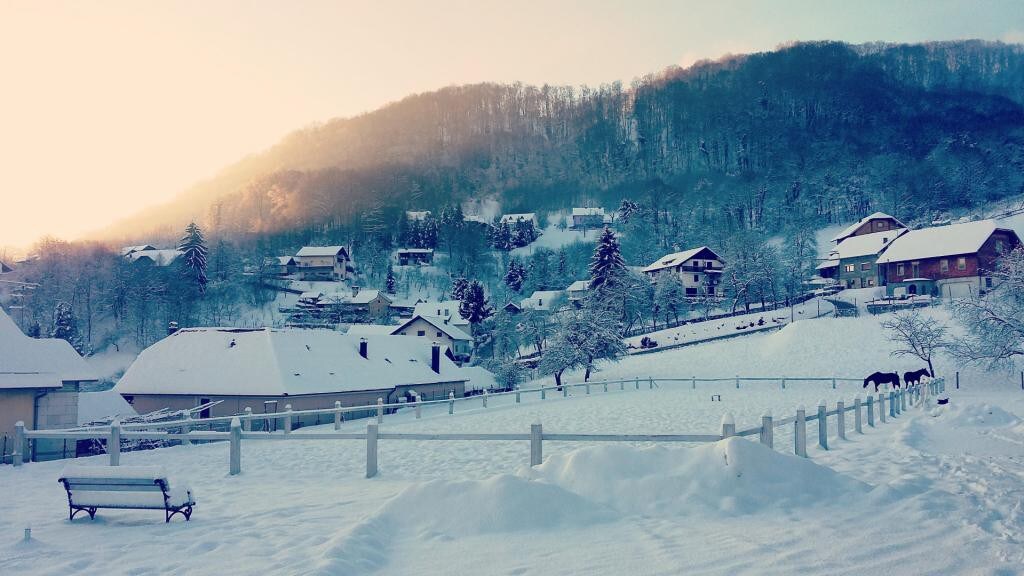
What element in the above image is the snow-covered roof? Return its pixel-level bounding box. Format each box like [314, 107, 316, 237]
[271, 256, 296, 266]
[877, 220, 1006, 264]
[0, 307, 97, 387]
[566, 280, 591, 293]
[831, 212, 907, 243]
[460, 366, 498, 392]
[114, 328, 467, 397]
[815, 260, 839, 270]
[126, 249, 182, 267]
[295, 246, 348, 258]
[413, 301, 469, 325]
[0, 260, 12, 273]
[572, 207, 605, 217]
[78, 390, 138, 425]
[119, 244, 157, 256]
[520, 290, 565, 311]
[397, 248, 434, 254]
[500, 213, 537, 224]
[827, 229, 906, 260]
[347, 289, 387, 305]
[346, 323, 401, 336]
[393, 315, 472, 341]
[406, 210, 431, 221]
[642, 246, 722, 273]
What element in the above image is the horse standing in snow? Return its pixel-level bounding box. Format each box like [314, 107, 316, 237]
[863, 371, 900, 392]
[902, 368, 932, 386]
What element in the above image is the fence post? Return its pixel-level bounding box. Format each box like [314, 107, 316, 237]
[229, 417, 241, 476]
[692, 376, 696, 390]
[530, 423, 543, 466]
[854, 397, 863, 434]
[888, 391, 896, 419]
[760, 412, 773, 448]
[376, 398, 384, 424]
[794, 406, 807, 458]
[365, 423, 378, 478]
[901, 389, 907, 412]
[781, 377, 786, 390]
[563, 384, 569, 398]
[620, 380, 624, 391]
[817, 402, 828, 450]
[284, 404, 293, 434]
[867, 395, 874, 427]
[635, 377, 639, 390]
[831, 377, 836, 390]
[448, 391, 455, 414]
[649, 377, 654, 389]
[182, 413, 192, 446]
[109, 419, 121, 466]
[334, 401, 343, 430]
[243, 407, 252, 432]
[879, 393, 886, 423]
[13, 421, 24, 467]
[720, 413, 736, 438]
[483, 389, 489, 407]
[585, 383, 590, 395]
[836, 401, 846, 440]
[735, 375, 740, 389]
[956, 371, 959, 389]
[541, 387, 546, 400]
[516, 386, 522, 403]
[603, 381, 608, 393]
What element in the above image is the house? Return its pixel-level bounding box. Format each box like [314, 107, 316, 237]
[499, 213, 538, 227]
[565, 279, 591, 304]
[264, 256, 296, 276]
[876, 220, 1021, 298]
[642, 247, 725, 296]
[817, 229, 907, 289]
[345, 323, 400, 337]
[572, 207, 606, 229]
[406, 210, 431, 221]
[119, 244, 157, 257]
[126, 249, 183, 267]
[342, 288, 392, 320]
[412, 301, 469, 326]
[392, 315, 473, 363]
[397, 248, 434, 266]
[831, 212, 907, 244]
[0, 307, 98, 461]
[520, 290, 566, 311]
[292, 286, 392, 324]
[502, 300, 524, 314]
[0, 260, 12, 274]
[294, 246, 349, 281]
[114, 329, 468, 420]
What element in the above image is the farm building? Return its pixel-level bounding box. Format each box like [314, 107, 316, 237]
[571, 207, 607, 229]
[831, 212, 907, 244]
[642, 247, 725, 296]
[817, 229, 906, 288]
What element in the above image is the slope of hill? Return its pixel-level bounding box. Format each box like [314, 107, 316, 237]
[100, 40, 1024, 246]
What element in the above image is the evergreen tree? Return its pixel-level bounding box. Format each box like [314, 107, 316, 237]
[178, 221, 209, 293]
[459, 280, 493, 324]
[450, 277, 470, 301]
[504, 259, 526, 292]
[51, 301, 86, 355]
[385, 264, 397, 295]
[589, 226, 627, 289]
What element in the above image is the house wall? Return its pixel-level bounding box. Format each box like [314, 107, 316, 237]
[646, 257, 724, 295]
[881, 229, 1021, 298]
[295, 254, 347, 280]
[32, 385, 80, 460]
[847, 217, 903, 239]
[395, 318, 470, 355]
[0, 389, 36, 452]
[572, 215, 603, 228]
[838, 255, 883, 288]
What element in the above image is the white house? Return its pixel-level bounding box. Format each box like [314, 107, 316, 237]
[294, 246, 350, 281]
[565, 279, 591, 303]
[392, 315, 473, 363]
[412, 301, 470, 326]
[520, 290, 566, 311]
[571, 207, 606, 229]
[642, 246, 725, 296]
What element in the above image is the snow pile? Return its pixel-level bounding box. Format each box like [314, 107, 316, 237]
[527, 438, 870, 517]
[78, 389, 138, 424]
[943, 403, 1020, 428]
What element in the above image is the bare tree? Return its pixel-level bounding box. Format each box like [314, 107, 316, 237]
[880, 309, 947, 377]
[950, 246, 1024, 368]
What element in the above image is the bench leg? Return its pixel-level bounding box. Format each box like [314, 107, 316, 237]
[69, 506, 97, 521]
[166, 505, 193, 523]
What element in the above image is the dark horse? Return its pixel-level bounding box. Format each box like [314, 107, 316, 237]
[863, 371, 900, 392]
[903, 368, 932, 386]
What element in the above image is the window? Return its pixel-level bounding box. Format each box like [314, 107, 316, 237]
[844, 264, 855, 273]
[705, 261, 712, 268]
[436, 331, 443, 337]
[417, 330, 426, 337]
[693, 275, 699, 282]
[685, 287, 697, 295]
[897, 264, 904, 276]
[867, 278, 875, 286]
[940, 259, 948, 273]
[912, 262, 920, 277]
[860, 262, 871, 271]
[957, 257, 967, 271]
[985, 277, 993, 288]
[875, 221, 885, 229]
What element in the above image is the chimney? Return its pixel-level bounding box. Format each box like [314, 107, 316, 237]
[351, 285, 360, 298]
[359, 337, 368, 359]
[431, 342, 441, 374]
[167, 321, 179, 336]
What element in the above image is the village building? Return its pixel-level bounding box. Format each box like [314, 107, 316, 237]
[0, 260, 12, 274]
[520, 290, 566, 311]
[502, 300, 524, 314]
[816, 229, 906, 289]
[565, 279, 591, 304]
[264, 256, 296, 276]
[0, 307, 98, 461]
[642, 247, 725, 296]
[292, 287, 392, 325]
[126, 248, 183, 267]
[571, 207, 606, 229]
[876, 219, 1021, 298]
[119, 245, 157, 257]
[396, 248, 434, 266]
[499, 213, 539, 227]
[412, 301, 469, 326]
[392, 315, 473, 363]
[831, 212, 908, 244]
[294, 246, 350, 281]
[405, 210, 432, 221]
[114, 329, 468, 420]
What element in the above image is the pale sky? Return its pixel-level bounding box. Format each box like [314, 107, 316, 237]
[1, 0, 1022, 250]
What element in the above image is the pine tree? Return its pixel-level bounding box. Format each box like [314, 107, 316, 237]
[51, 301, 86, 355]
[589, 226, 627, 289]
[385, 264, 397, 295]
[450, 277, 470, 301]
[459, 280, 493, 324]
[178, 221, 209, 293]
[504, 259, 526, 292]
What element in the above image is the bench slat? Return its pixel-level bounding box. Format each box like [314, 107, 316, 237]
[61, 477, 164, 486]
[67, 484, 165, 493]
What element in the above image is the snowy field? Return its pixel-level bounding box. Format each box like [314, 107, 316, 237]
[3, 311, 1023, 575]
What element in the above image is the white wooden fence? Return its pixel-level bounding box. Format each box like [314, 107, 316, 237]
[10, 377, 946, 477]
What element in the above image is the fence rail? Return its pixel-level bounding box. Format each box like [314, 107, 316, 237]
[9, 377, 946, 477]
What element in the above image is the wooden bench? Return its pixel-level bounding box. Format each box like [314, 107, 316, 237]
[58, 465, 195, 523]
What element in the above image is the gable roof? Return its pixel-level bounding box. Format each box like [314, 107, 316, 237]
[126, 249, 182, 266]
[566, 279, 591, 292]
[572, 207, 605, 217]
[412, 301, 469, 325]
[393, 315, 472, 341]
[876, 220, 1011, 264]
[114, 328, 466, 397]
[827, 229, 907, 261]
[347, 289, 389, 305]
[0, 307, 97, 387]
[642, 246, 722, 273]
[295, 246, 349, 258]
[831, 212, 907, 243]
[521, 290, 565, 311]
[0, 260, 12, 273]
[500, 213, 536, 224]
[272, 256, 296, 266]
[120, 245, 157, 256]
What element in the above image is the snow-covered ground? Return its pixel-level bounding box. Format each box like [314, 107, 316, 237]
[3, 308, 1023, 575]
[510, 224, 598, 257]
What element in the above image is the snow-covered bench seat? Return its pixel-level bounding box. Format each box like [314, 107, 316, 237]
[58, 465, 195, 523]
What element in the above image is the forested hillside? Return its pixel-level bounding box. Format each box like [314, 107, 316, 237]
[104, 40, 1024, 248]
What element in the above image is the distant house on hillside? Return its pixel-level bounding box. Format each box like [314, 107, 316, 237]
[876, 219, 1021, 298]
[520, 290, 566, 312]
[571, 207, 606, 229]
[500, 213, 538, 227]
[0, 307, 98, 461]
[294, 246, 349, 281]
[817, 229, 906, 289]
[264, 256, 296, 276]
[831, 212, 907, 244]
[406, 210, 431, 221]
[642, 247, 725, 296]
[392, 315, 473, 363]
[565, 279, 591, 304]
[396, 248, 434, 266]
[413, 301, 469, 326]
[119, 245, 157, 257]
[0, 260, 12, 274]
[293, 286, 392, 324]
[502, 300, 524, 314]
[114, 328, 468, 421]
[126, 249, 183, 267]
